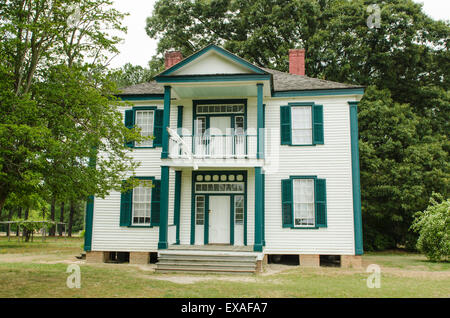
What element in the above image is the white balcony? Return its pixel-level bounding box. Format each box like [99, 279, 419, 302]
[168, 134, 258, 159]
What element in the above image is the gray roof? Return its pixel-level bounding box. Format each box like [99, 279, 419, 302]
[118, 68, 362, 96]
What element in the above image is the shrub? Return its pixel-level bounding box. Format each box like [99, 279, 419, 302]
[411, 193, 449, 262]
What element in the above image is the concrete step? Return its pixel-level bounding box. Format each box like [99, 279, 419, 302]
[157, 260, 256, 268]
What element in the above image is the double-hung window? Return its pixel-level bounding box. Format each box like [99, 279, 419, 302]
[135, 110, 154, 147]
[132, 184, 152, 225]
[281, 177, 327, 229]
[293, 179, 315, 227]
[280, 103, 324, 145]
[291, 106, 312, 145]
[124, 107, 163, 148]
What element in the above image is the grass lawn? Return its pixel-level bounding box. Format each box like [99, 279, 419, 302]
[0, 236, 448, 298]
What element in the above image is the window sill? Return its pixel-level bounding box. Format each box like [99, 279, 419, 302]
[125, 225, 156, 228]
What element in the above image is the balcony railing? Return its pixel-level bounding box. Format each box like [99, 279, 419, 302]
[168, 134, 257, 159]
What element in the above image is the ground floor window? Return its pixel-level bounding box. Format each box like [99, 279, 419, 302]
[293, 178, 315, 227]
[132, 184, 152, 225]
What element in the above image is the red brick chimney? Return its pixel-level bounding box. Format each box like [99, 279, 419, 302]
[165, 51, 183, 69]
[289, 49, 305, 76]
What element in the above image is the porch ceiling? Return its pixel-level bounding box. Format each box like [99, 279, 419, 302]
[170, 81, 272, 99]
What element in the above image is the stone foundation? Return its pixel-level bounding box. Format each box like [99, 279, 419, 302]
[299, 254, 320, 267]
[341, 255, 363, 268]
[129, 252, 150, 265]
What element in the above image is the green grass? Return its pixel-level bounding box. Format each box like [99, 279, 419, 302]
[0, 237, 448, 298]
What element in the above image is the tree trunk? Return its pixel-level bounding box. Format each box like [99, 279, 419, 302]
[68, 201, 75, 237]
[49, 196, 56, 236]
[6, 208, 14, 236]
[59, 202, 64, 236]
[23, 208, 29, 242]
[16, 207, 22, 236]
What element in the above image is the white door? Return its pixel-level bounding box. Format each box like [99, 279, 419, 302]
[209, 116, 231, 157]
[209, 196, 230, 244]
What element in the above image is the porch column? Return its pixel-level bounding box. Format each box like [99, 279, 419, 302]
[257, 83, 264, 159]
[158, 166, 169, 249]
[161, 86, 171, 159]
[254, 167, 263, 252]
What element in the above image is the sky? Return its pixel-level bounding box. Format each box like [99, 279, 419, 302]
[109, 0, 450, 69]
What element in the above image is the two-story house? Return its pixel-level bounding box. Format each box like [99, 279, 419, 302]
[84, 45, 364, 272]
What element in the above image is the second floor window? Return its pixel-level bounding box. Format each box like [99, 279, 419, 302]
[291, 106, 312, 145]
[135, 110, 154, 147]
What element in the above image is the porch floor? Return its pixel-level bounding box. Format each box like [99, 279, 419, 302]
[168, 244, 253, 252]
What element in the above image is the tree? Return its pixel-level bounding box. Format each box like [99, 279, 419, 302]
[111, 63, 153, 88]
[411, 193, 450, 262]
[0, 0, 142, 215]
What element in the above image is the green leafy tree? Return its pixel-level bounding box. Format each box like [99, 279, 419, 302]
[0, 0, 141, 216]
[111, 63, 153, 88]
[411, 193, 449, 262]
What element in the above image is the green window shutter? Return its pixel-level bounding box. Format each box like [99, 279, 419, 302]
[120, 181, 132, 226]
[153, 109, 164, 147]
[280, 106, 291, 145]
[313, 105, 324, 145]
[315, 178, 327, 227]
[124, 109, 134, 147]
[151, 179, 161, 226]
[281, 179, 293, 228]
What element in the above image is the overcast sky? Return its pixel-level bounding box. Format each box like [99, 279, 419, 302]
[109, 0, 450, 69]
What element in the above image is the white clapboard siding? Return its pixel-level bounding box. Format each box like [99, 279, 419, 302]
[262, 96, 355, 255]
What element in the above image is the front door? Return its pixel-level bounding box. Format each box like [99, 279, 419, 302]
[208, 196, 230, 244]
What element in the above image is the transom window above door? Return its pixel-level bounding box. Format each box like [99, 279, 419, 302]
[197, 104, 245, 114]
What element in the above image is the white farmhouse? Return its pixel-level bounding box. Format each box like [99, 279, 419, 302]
[84, 45, 364, 272]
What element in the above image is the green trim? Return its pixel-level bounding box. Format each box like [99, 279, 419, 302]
[230, 196, 235, 245]
[117, 94, 164, 101]
[349, 101, 364, 255]
[156, 74, 271, 84]
[257, 84, 264, 159]
[157, 44, 268, 77]
[281, 103, 324, 146]
[177, 106, 184, 133]
[83, 195, 94, 251]
[272, 88, 365, 98]
[204, 195, 210, 245]
[174, 171, 182, 245]
[190, 179, 196, 245]
[254, 167, 263, 252]
[158, 166, 169, 249]
[161, 86, 171, 159]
